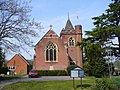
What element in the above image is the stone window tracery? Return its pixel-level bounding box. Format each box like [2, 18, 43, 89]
[46, 42, 57, 62]
[69, 37, 75, 47]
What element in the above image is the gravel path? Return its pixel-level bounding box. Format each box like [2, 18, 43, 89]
[0, 76, 76, 89]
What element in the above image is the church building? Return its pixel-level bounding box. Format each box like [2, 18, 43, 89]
[33, 18, 83, 70]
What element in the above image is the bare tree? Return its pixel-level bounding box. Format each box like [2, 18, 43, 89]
[0, 0, 42, 53]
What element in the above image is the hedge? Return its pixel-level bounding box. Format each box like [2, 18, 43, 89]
[37, 70, 68, 76]
[0, 67, 8, 74]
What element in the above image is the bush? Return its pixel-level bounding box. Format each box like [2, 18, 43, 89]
[112, 78, 120, 89]
[92, 79, 106, 90]
[90, 78, 119, 90]
[37, 70, 68, 76]
[94, 74, 103, 78]
[0, 67, 8, 74]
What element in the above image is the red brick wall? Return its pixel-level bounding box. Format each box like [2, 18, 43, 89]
[7, 54, 28, 74]
[60, 25, 83, 67]
[33, 24, 83, 70]
[33, 30, 69, 70]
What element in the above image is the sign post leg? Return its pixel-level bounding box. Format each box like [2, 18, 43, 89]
[80, 77, 82, 90]
[73, 77, 75, 89]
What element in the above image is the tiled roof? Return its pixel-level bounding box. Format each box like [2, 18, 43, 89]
[35, 28, 59, 47]
[7, 54, 30, 65]
[65, 19, 74, 30]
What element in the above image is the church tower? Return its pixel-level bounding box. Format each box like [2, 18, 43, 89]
[60, 18, 83, 67]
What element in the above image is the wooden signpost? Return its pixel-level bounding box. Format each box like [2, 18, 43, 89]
[70, 68, 84, 90]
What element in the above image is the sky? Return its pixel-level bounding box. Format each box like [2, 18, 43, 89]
[6, 0, 112, 60]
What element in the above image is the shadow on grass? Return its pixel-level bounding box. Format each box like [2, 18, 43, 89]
[75, 84, 91, 89]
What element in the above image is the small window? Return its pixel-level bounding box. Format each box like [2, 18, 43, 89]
[8, 67, 11, 70]
[69, 37, 75, 47]
[13, 66, 15, 69]
[8, 66, 16, 70]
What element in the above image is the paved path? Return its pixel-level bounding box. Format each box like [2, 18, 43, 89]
[0, 76, 76, 89]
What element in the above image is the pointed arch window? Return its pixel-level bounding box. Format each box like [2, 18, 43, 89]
[69, 37, 75, 47]
[46, 42, 57, 62]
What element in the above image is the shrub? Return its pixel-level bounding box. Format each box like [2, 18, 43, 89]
[112, 78, 120, 89]
[93, 79, 106, 90]
[90, 78, 119, 90]
[37, 70, 67, 76]
[0, 67, 8, 74]
[94, 74, 103, 78]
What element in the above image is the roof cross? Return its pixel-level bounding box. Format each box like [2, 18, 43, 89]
[50, 25, 53, 30]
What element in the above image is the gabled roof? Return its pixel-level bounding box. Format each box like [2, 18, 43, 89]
[44, 29, 59, 38]
[65, 19, 74, 30]
[35, 28, 59, 46]
[7, 54, 30, 65]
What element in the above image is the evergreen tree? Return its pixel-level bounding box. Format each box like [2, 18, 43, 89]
[87, 0, 120, 55]
[76, 0, 120, 77]
[77, 41, 107, 77]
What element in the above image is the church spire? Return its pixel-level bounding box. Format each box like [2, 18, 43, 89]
[65, 15, 74, 31]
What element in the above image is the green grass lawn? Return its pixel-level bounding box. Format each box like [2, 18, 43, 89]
[1, 76, 120, 90]
[1, 77, 96, 90]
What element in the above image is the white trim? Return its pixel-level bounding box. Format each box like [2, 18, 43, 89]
[8, 66, 16, 70]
